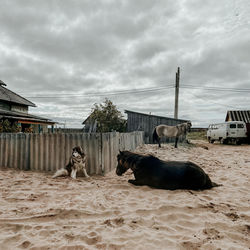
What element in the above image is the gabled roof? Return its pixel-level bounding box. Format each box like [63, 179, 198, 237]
[82, 115, 91, 124]
[225, 110, 250, 123]
[0, 109, 56, 125]
[125, 110, 189, 123]
[0, 82, 36, 107]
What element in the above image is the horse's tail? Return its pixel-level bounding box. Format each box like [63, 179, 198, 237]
[204, 174, 222, 189]
[153, 127, 159, 143]
[211, 182, 223, 188]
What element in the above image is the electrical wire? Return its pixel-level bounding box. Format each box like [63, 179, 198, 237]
[181, 84, 250, 93]
[183, 90, 246, 109]
[23, 83, 250, 99]
[24, 85, 174, 99]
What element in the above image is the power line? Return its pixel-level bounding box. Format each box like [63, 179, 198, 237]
[184, 90, 245, 109]
[182, 84, 250, 93]
[22, 83, 250, 99]
[24, 85, 174, 99]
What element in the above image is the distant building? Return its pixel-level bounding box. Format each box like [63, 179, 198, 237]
[0, 80, 56, 133]
[225, 110, 250, 140]
[82, 115, 97, 133]
[125, 110, 189, 143]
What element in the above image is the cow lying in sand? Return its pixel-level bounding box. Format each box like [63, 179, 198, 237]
[116, 151, 221, 190]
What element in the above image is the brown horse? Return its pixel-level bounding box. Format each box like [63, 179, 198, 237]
[116, 150, 221, 190]
[153, 122, 192, 148]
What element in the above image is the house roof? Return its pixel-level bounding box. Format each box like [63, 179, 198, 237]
[0, 109, 56, 125]
[125, 110, 189, 123]
[82, 114, 94, 124]
[0, 82, 36, 107]
[225, 110, 250, 123]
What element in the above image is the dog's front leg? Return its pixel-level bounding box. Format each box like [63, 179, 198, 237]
[83, 168, 89, 178]
[71, 169, 77, 179]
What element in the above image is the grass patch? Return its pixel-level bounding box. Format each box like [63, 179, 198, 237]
[187, 131, 207, 140]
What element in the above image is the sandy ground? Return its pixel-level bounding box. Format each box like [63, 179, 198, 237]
[0, 140, 250, 250]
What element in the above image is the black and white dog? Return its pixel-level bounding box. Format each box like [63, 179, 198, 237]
[52, 146, 89, 179]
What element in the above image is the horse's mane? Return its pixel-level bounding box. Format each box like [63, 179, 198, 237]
[176, 122, 189, 133]
[119, 151, 158, 167]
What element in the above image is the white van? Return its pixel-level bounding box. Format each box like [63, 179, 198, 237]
[207, 121, 247, 145]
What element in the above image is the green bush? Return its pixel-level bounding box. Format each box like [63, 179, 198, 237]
[0, 120, 22, 133]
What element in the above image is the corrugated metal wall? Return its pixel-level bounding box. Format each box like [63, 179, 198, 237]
[0, 132, 144, 175]
[226, 110, 250, 123]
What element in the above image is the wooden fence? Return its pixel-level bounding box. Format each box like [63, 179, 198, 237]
[0, 132, 144, 175]
[125, 110, 189, 143]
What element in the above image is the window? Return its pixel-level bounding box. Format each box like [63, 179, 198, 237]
[237, 124, 244, 129]
[230, 124, 236, 129]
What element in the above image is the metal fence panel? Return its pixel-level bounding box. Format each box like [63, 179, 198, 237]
[0, 132, 144, 175]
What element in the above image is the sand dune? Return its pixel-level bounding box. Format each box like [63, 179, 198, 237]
[0, 141, 249, 249]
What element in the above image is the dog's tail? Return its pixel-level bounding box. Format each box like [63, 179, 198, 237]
[153, 127, 159, 143]
[52, 168, 68, 178]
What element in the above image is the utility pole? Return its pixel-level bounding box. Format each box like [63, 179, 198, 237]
[174, 67, 180, 119]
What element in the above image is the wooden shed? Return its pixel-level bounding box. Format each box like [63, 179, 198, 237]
[125, 110, 189, 144]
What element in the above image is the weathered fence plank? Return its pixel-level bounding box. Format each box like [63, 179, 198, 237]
[0, 132, 144, 175]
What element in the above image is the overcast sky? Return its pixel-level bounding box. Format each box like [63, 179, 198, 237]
[0, 0, 249, 128]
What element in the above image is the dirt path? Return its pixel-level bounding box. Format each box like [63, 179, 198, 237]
[0, 141, 249, 249]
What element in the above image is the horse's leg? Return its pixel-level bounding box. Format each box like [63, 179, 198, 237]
[128, 179, 144, 186]
[153, 128, 161, 147]
[184, 131, 190, 144]
[158, 138, 161, 148]
[175, 137, 178, 148]
[156, 134, 161, 147]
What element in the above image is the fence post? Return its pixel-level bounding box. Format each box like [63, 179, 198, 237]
[25, 134, 30, 170]
[99, 133, 104, 175]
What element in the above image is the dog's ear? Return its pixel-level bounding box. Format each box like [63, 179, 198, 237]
[74, 146, 81, 152]
[79, 146, 85, 156]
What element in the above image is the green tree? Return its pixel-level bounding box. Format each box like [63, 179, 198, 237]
[0, 120, 21, 133]
[11, 122, 22, 133]
[90, 99, 126, 133]
[0, 119, 12, 133]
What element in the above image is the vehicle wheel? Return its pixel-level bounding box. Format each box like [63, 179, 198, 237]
[208, 137, 211, 143]
[222, 139, 228, 144]
[236, 140, 241, 145]
[210, 140, 215, 144]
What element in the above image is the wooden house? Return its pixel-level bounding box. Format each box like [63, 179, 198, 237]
[0, 81, 55, 133]
[125, 110, 189, 143]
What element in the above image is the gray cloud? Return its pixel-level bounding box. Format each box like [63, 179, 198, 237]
[0, 0, 250, 128]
